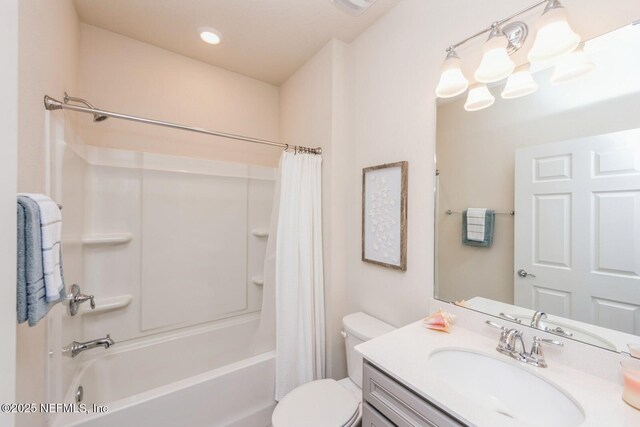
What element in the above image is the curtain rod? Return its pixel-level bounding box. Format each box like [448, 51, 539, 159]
[43, 95, 322, 155]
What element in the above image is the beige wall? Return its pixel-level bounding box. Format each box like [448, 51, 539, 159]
[18, 0, 80, 193]
[343, 0, 640, 328]
[1, 1, 18, 425]
[16, 2, 80, 426]
[279, 39, 352, 380]
[77, 24, 280, 167]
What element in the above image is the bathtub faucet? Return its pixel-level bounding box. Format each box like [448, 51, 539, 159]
[66, 334, 115, 358]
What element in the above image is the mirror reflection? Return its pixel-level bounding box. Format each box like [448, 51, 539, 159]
[435, 23, 640, 353]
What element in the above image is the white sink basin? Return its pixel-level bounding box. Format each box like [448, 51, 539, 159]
[427, 348, 585, 427]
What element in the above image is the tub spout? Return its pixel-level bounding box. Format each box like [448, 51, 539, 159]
[66, 334, 115, 358]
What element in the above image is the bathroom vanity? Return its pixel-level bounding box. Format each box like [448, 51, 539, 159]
[362, 361, 464, 426]
[356, 312, 640, 426]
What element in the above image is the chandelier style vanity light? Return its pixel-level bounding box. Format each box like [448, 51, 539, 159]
[435, 0, 593, 111]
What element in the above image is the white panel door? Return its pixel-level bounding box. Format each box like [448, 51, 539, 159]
[515, 128, 640, 334]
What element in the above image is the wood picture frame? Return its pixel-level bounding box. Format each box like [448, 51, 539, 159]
[362, 161, 408, 271]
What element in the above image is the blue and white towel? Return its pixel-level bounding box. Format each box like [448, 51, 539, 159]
[466, 208, 487, 242]
[17, 195, 66, 326]
[19, 193, 64, 302]
[462, 208, 495, 247]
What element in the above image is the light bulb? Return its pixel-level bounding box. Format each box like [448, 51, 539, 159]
[528, 0, 580, 63]
[464, 84, 495, 112]
[198, 27, 222, 45]
[435, 50, 469, 98]
[474, 25, 515, 84]
[550, 46, 595, 84]
[501, 67, 538, 99]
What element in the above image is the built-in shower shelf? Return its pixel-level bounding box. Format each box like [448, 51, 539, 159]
[80, 294, 133, 316]
[251, 229, 269, 238]
[82, 233, 133, 246]
[251, 276, 264, 286]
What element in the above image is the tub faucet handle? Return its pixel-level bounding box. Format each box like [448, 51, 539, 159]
[68, 284, 96, 316]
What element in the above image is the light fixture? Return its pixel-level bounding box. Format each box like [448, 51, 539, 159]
[198, 27, 222, 45]
[474, 23, 516, 83]
[501, 66, 538, 99]
[435, 49, 469, 98]
[550, 45, 595, 84]
[528, 0, 580, 63]
[437, 0, 583, 111]
[330, 0, 378, 16]
[464, 84, 495, 112]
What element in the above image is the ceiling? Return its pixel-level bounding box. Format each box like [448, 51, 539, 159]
[73, 0, 401, 85]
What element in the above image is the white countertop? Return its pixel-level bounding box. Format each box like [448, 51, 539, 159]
[356, 320, 640, 427]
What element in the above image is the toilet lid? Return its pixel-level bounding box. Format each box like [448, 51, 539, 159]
[272, 379, 360, 427]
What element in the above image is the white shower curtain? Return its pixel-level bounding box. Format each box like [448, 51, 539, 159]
[262, 151, 325, 401]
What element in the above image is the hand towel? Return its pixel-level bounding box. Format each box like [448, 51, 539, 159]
[17, 196, 65, 326]
[19, 193, 64, 302]
[466, 208, 487, 242]
[462, 209, 495, 247]
[16, 201, 27, 323]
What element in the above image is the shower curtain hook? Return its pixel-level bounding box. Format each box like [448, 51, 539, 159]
[284, 144, 289, 152]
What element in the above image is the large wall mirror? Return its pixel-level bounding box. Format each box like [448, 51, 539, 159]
[435, 22, 640, 354]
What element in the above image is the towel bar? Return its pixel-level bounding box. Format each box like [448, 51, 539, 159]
[445, 209, 515, 216]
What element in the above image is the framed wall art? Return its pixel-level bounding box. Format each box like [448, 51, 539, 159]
[362, 161, 408, 271]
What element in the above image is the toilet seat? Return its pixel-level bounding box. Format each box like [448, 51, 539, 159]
[272, 379, 361, 427]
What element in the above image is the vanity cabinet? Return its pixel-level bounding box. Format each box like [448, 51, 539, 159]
[362, 360, 467, 427]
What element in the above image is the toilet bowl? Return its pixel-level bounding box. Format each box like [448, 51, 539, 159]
[272, 312, 395, 427]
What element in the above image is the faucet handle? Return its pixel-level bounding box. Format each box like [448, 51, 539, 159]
[529, 336, 563, 368]
[105, 334, 115, 347]
[533, 336, 563, 347]
[76, 293, 95, 309]
[68, 284, 96, 316]
[485, 320, 508, 331]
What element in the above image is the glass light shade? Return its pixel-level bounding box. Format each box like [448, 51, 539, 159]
[198, 27, 222, 45]
[464, 84, 495, 112]
[474, 34, 515, 83]
[528, 5, 580, 63]
[550, 47, 595, 84]
[501, 68, 538, 99]
[435, 54, 469, 98]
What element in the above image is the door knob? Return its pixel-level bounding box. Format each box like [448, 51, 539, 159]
[517, 269, 536, 278]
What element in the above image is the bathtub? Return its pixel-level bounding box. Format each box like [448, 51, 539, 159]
[53, 313, 276, 427]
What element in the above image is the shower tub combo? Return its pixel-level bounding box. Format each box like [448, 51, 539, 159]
[47, 137, 277, 427]
[53, 314, 275, 427]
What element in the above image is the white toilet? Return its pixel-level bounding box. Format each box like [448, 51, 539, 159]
[272, 312, 395, 427]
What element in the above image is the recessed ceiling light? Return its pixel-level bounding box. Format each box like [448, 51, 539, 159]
[331, 0, 378, 16]
[198, 27, 222, 45]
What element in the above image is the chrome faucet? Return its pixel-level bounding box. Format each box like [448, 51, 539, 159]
[506, 329, 527, 355]
[486, 320, 563, 367]
[530, 311, 574, 337]
[530, 311, 547, 329]
[487, 321, 526, 361]
[66, 335, 115, 358]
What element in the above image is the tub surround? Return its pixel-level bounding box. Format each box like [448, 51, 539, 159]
[356, 302, 640, 426]
[52, 313, 274, 426]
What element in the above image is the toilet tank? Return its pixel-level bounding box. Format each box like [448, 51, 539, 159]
[342, 312, 395, 388]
